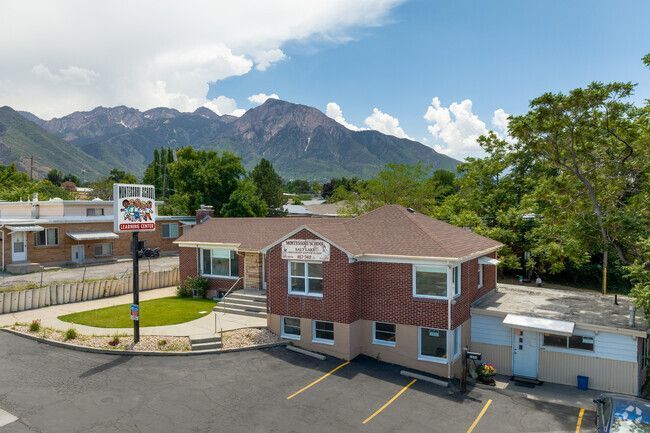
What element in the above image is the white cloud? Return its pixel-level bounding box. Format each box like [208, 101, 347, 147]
[423, 97, 509, 159]
[248, 93, 279, 105]
[204, 95, 245, 117]
[364, 108, 410, 139]
[0, 0, 403, 119]
[325, 102, 361, 131]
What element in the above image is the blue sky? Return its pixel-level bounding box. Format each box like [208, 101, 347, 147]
[207, 0, 650, 157]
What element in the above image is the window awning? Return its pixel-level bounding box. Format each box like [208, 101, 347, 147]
[179, 221, 196, 226]
[66, 231, 119, 241]
[478, 256, 500, 266]
[502, 313, 575, 336]
[6, 225, 44, 233]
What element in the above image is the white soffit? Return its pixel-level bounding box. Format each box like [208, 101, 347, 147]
[503, 313, 575, 336]
[478, 256, 500, 266]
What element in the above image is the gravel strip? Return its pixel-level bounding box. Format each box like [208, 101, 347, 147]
[221, 328, 281, 350]
[12, 323, 190, 352]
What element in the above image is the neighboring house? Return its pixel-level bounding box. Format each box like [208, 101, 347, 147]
[471, 284, 647, 395]
[176, 205, 502, 381]
[282, 199, 347, 217]
[0, 195, 194, 273]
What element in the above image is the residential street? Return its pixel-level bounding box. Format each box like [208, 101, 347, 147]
[0, 256, 178, 288]
[0, 332, 588, 433]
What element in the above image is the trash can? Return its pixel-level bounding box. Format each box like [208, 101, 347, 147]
[577, 375, 589, 391]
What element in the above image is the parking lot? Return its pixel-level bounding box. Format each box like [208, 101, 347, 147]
[0, 331, 589, 433]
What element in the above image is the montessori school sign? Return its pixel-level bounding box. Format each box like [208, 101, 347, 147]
[113, 184, 156, 233]
[282, 239, 330, 261]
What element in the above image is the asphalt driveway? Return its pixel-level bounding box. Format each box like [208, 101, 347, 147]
[0, 255, 178, 288]
[0, 332, 589, 433]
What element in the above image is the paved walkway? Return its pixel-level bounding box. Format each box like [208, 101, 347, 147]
[0, 255, 179, 288]
[0, 287, 266, 339]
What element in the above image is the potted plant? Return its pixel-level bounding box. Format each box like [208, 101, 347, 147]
[476, 363, 497, 385]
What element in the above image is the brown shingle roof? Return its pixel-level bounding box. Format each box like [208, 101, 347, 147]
[176, 205, 502, 259]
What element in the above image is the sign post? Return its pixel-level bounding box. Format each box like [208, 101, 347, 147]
[114, 184, 156, 345]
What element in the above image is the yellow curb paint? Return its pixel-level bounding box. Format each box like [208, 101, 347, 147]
[466, 399, 493, 433]
[362, 379, 417, 425]
[286, 361, 350, 400]
[575, 408, 585, 433]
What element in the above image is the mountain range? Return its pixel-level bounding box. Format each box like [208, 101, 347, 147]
[1, 99, 458, 180]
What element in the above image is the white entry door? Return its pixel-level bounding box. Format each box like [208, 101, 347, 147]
[512, 329, 539, 378]
[71, 245, 85, 264]
[12, 232, 27, 262]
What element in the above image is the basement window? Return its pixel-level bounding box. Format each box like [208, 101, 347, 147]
[312, 321, 334, 345]
[372, 322, 396, 347]
[281, 317, 301, 340]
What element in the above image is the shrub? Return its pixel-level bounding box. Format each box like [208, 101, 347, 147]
[177, 276, 209, 298]
[158, 339, 167, 348]
[108, 334, 120, 347]
[64, 328, 77, 341]
[29, 319, 41, 333]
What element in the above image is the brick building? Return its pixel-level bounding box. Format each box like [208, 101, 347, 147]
[0, 196, 194, 273]
[176, 205, 501, 379]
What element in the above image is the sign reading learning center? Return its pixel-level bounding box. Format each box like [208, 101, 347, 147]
[113, 184, 156, 233]
[282, 239, 330, 261]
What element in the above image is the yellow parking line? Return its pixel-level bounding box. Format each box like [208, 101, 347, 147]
[287, 361, 350, 400]
[575, 408, 585, 433]
[466, 399, 492, 433]
[362, 379, 417, 424]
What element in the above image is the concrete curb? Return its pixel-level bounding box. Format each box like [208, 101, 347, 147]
[1, 328, 287, 357]
[469, 380, 591, 410]
[286, 344, 326, 360]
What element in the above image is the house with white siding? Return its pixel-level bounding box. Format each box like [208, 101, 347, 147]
[471, 283, 648, 395]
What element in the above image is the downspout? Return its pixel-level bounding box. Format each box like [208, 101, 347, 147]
[261, 252, 266, 291]
[1, 225, 4, 272]
[447, 265, 452, 380]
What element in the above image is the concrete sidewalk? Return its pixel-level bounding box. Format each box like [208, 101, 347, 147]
[0, 287, 266, 339]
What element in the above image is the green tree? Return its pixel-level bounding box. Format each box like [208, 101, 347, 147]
[628, 238, 650, 321]
[168, 147, 245, 215]
[46, 168, 64, 185]
[221, 179, 268, 217]
[251, 158, 285, 214]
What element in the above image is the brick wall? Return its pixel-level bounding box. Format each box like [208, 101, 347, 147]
[1, 220, 184, 266]
[266, 229, 358, 323]
[180, 246, 244, 298]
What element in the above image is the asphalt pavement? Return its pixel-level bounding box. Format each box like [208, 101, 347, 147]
[0, 332, 589, 433]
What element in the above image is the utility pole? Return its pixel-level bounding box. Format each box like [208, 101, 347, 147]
[132, 231, 140, 343]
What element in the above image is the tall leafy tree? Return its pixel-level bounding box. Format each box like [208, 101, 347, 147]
[221, 178, 268, 217]
[251, 158, 285, 214]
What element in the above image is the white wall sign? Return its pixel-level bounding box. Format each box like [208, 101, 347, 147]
[113, 184, 156, 233]
[282, 239, 330, 261]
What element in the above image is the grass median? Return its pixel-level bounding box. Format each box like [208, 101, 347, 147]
[58, 296, 217, 328]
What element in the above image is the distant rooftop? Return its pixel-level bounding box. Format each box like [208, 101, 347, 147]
[472, 283, 648, 336]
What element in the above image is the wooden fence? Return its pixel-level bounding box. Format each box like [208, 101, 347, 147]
[0, 268, 179, 314]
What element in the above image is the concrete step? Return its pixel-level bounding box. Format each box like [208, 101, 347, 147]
[214, 306, 268, 318]
[217, 300, 266, 312]
[227, 292, 267, 303]
[191, 341, 222, 351]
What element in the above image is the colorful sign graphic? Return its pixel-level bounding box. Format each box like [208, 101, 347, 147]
[113, 184, 156, 232]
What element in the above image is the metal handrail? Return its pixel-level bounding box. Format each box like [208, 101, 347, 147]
[214, 277, 243, 340]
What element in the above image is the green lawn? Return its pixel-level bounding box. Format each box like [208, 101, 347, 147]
[58, 297, 217, 328]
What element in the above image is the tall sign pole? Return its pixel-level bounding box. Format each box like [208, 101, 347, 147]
[114, 183, 156, 345]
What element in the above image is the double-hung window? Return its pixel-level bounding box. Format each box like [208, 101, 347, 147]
[288, 261, 323, 296]
[162, 223, 179, 239]
[281, 317, 301, 340]
[35, 228, 58, 246]
[201, 249, 239, 278]
[312, 320, 334, 344]
[372, 322, 396, 346]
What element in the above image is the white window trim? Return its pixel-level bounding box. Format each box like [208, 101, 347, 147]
[280, 316, 301, 341]
[452, 327, 462, 360]
[478, 263, 484, 289]
[200, 248, 239, 280]
[36, 228, 59, 246]
[417, 326, 448, 364]
[452, 265, 461, 298]
[312, 320, 334, 345]
[162, 222, 179, 239]
[288, 261, 323, 298]
[372, 321, 397, 347]
[412, 265, 453, 300]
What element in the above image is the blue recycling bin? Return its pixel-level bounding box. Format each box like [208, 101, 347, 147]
[577, 375, 589, 390]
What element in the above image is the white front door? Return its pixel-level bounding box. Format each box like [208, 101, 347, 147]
[71, 245, 85, 264]
[512, 329, 539, 378]
[12, 232, 27, 262]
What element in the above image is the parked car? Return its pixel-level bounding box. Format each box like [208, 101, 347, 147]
[594, 393, 650, 432]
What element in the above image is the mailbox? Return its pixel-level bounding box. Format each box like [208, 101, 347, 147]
[466, 351, 482, 361]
